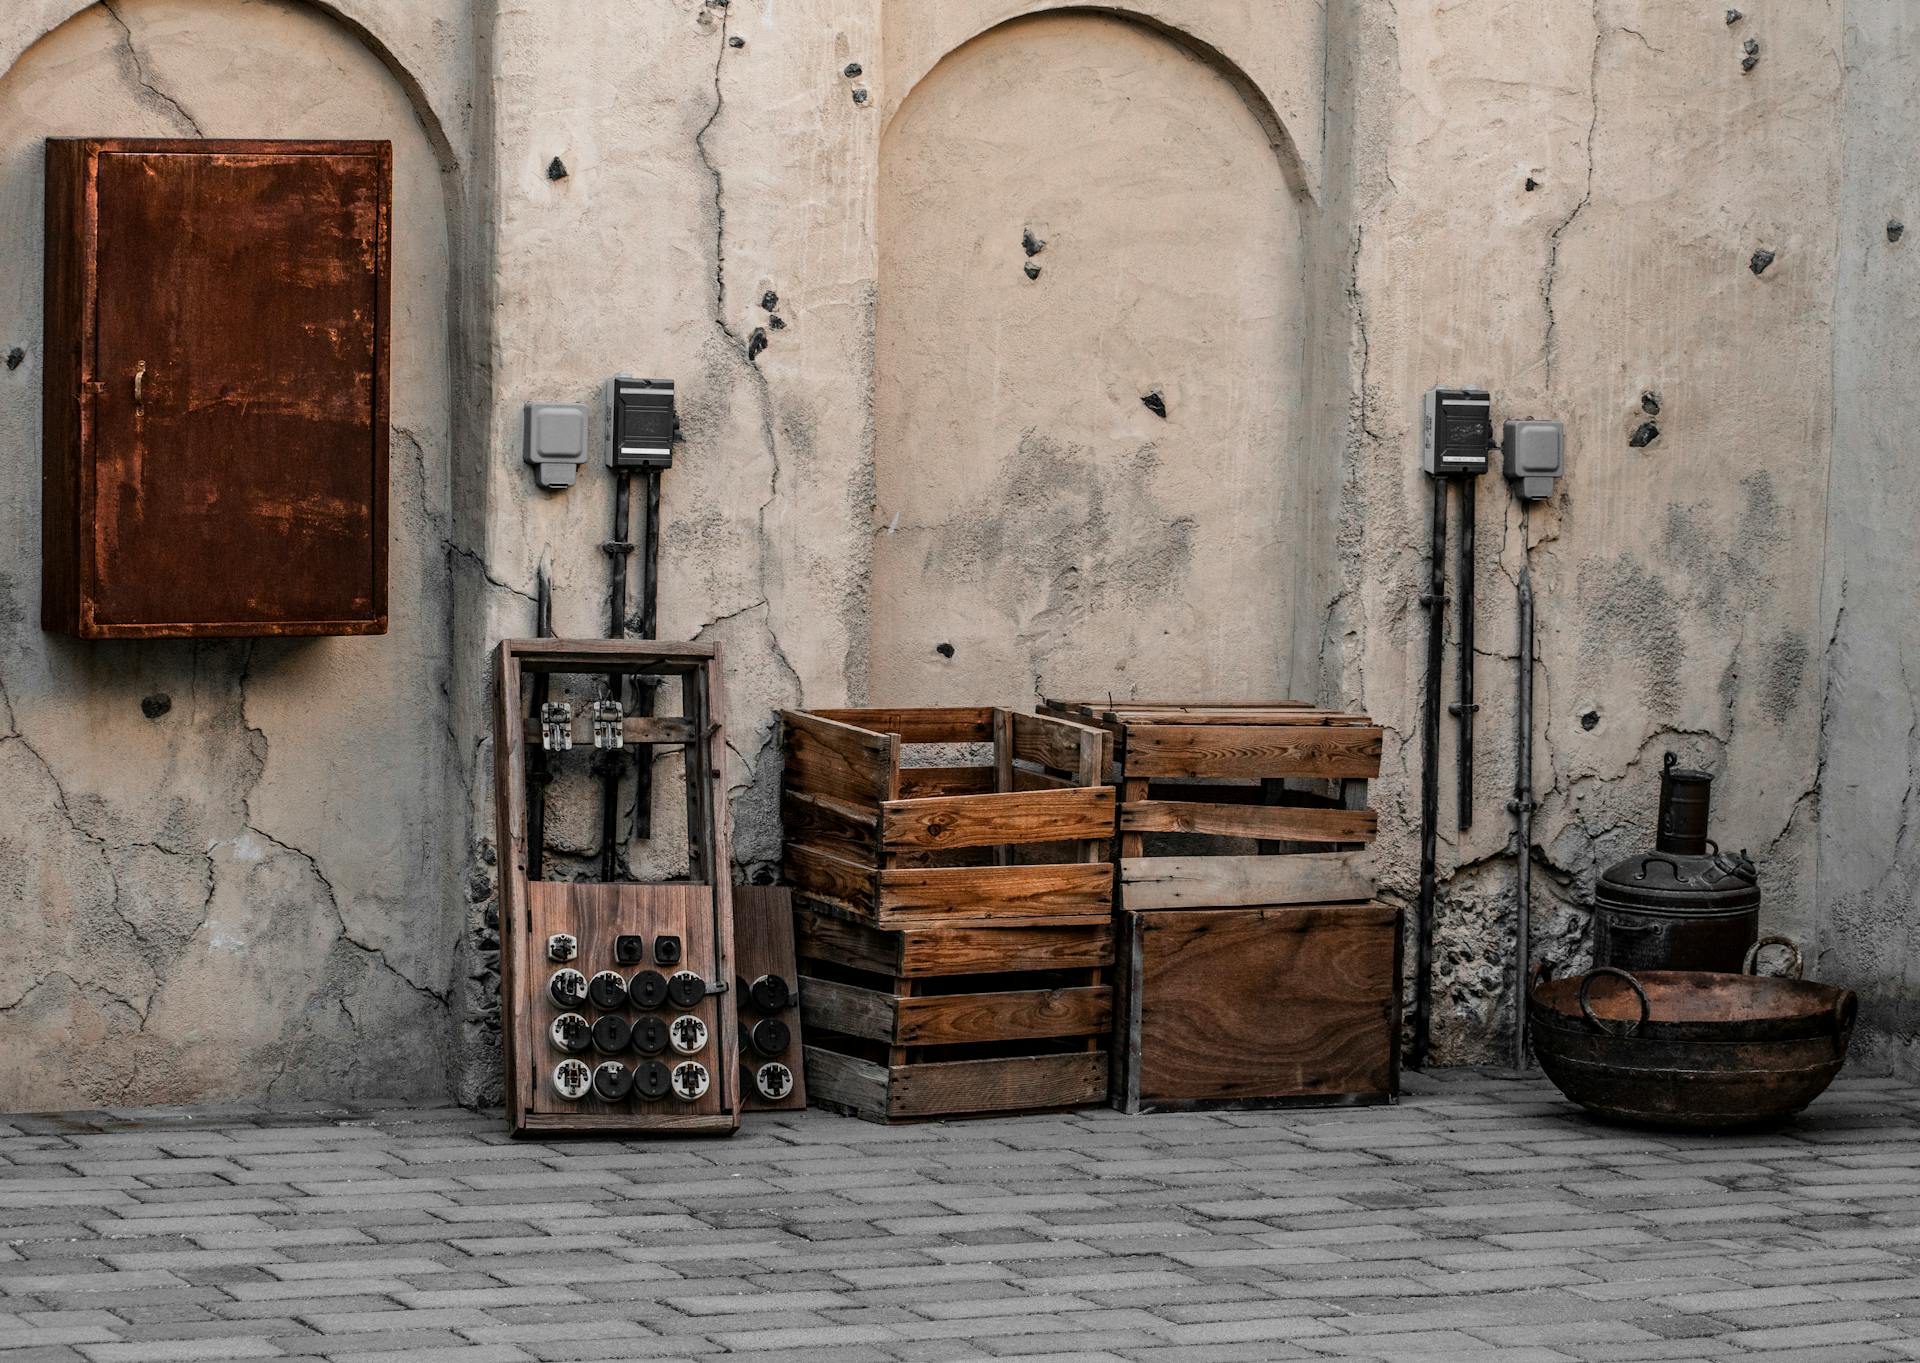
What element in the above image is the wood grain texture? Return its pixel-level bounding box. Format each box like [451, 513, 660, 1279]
[877, 861, 1112, 926]
[781, 711, 897, 805]
[897, 766, 996, 798]
[45, 139, 392, 638]
[1120, 852, 1372, 910]
[882, 787, 1115, 852]
[804, 1047, 1107, 1121]
[809, 707, 996, 743]
[1122, 724, 1383, 780]
[794, 908, 1113, 977]
[1012, 711, 1109, 779]
[799, 975, 1109, 1046]
[1119, 801, 1376, 844]
[781, 790, 882, 862]
[731, 884, 807, 1112]
[1118, 903, 1401, 1111]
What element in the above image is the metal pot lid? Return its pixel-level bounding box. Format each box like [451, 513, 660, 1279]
[1597, 846, 1760, 907]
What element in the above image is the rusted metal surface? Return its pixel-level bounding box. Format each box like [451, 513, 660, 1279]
[1528, 952, 1856, 1129]
[1592, 754, 1760, 972]
[42, 138, 391, 638]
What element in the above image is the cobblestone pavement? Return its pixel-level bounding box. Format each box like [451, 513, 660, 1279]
[3, 1069, 1919, 1363]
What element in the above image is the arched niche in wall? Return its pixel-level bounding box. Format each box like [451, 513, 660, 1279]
[870, 9, 1308, 708]
[0, 0, 459, 1108]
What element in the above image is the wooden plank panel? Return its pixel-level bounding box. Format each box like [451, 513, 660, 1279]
[1012, 711, 1109, 774]
[1120, 852, 1372, 910]
[1125, 903, 1399, 1106]
[793, 908, 1113, 976]
[890, 1051, 1107, 1118]
[782, 791, 880, 862]
[783, 844, 878, 918]
[882, 787, 1115, 852]
[1011, 768, 1075, 792]
[1119, 801, 1376, 844]
[796, 975, 898, 1041]
[782, 710, 896, 805]
[1123, 724, 1383, 780]
[899, 986, 1110, 1046]
[810, 707, 996, 743]
[732, 884, 806, 1111]
[877, 861, 1112, 926]
[800, 1047, 891, 1117]
[1107, 710, 1371, 726]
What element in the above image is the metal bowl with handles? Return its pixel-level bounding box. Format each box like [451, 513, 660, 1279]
[1528, 936, 1856, 1129]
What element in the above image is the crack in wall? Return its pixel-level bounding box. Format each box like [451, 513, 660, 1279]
[100, 0, 204, 137]
[1543, 2, 1602, 386]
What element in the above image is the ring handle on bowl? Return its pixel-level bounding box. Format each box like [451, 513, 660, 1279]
[1577, 966, 1651, 1037]
[1833, 989, 1858, 1033]
[1743, 934, 1804, 980]
[1530, 959, 1554, 991]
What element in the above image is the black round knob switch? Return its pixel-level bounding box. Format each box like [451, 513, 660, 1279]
[633, 1058, 672, 1100]
[749, 1017, 791, 1055]
[587, 970, 629, 1011]
[748, 974, 791, 1012]
[629, 970, 669, 1010]
[592, 1014, 632, 1053]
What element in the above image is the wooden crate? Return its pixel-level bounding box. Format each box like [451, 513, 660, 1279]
[795, 907, 1112, 1122]
[1040, 699, 1398, 1112]
[780, 707, 1115, 928]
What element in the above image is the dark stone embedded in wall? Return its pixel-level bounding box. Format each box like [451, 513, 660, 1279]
[5, 347, 21, 371]
[844, 62, 862, 78]
[761, 289, 778, 310]
[768, 315, 786, 330]
[1629, 421, 1661, 448]
[747, 326, 768, 361]
[1641, 391, 1661, 416]
[935, 641, 955, 658]
[1743, 51, 1760, 73]
[547, 157, 568, 181]
[1024, 261, 1041, 280]
[1580, 709, 1600, 730]
[728, 35, 744, 48]
[1141, 391, 1168, 418]
[852, 88, 869, 105]
[1726, 7, 1742, 22]
[1524, 177, 1539, 192]
[1890, 219, 1906, 243]
[1023, 228, 1046, 257]
[1750, 248, 1775, 275]
[140, 693, 172, 720]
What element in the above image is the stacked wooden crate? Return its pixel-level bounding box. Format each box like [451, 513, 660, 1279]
[781, 707, 1117, 1122]
[1040, 699, 1400, 1113]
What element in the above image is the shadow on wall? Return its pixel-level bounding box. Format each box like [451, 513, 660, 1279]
[0, 0, 460, 1111]
[869, 10, 1310, 710]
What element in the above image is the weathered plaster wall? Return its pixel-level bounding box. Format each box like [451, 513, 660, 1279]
[871, 11, 1308, 708]
[0, 0, 466, 1108]
[1324, 1, 1843, 1061]
[1820, 1, 1920, 1078]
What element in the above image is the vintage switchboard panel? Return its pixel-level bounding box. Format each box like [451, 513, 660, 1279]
[42, 138, 392, 638]
[494, 640, 740, 1136]
[732, 884, 806, 1112]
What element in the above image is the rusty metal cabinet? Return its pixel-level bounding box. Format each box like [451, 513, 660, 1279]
[41, 139, 392, 638]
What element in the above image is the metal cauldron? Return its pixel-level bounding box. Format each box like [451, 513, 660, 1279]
[1529, 937, 1856, 1129]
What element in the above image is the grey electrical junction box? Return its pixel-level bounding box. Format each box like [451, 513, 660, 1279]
[1503, 418, 1564, 501]
[523, 402, 590, 490]
[1421, 385, 1493, 476]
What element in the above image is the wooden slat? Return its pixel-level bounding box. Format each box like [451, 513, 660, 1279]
[897, 765, 995, 798]
[1011, 768, 1075, 792]
[1123, 724, 1382, 780]
[522, 715, 698, 746]
[810, 707, 996, 743]
[1106, 710, 1371, 726]
[889, 1051, 1107, 1118]
[799, 977, 1110, 1046]
[782, 710, 897, 805]
[1119, 851, 1372, 910]
[1119, 801, 1375, 844]
[882, 787, 1115, 852]
[782, 790, 881, 862]
[1012, 711, 1108, 775]
[783, 843, 879, 918]
[876, 861, 1112, 926]
[800, 1047, 891, 1116]
[794, 908, 1113, 977]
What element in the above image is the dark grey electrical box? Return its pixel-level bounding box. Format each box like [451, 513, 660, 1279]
[605, 376, 675, 470]
[1420, 386, 1492, 476]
